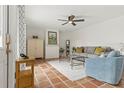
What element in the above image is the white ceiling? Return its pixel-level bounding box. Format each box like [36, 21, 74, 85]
[25, 5, 124, 31]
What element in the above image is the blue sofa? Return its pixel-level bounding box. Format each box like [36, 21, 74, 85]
[85, 56, 124, 84]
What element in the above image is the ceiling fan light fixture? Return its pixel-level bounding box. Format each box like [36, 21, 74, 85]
[69, 21, 72, 23]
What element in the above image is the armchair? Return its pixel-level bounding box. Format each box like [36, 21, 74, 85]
[85, 56, 124, 84]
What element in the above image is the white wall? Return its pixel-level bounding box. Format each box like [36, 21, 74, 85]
[60, 16, 124, 51]
[59, 31, 71, 49]
[45, 29, 59, 59]
[26, 25, 60, 59]
[26, 25, 45, 40]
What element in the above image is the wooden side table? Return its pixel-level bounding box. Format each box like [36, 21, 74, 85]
[16, 58, 35, 88]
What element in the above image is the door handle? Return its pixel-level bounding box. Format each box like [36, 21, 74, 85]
[6, 33, 11, 54]
[6, 33, 10, 44]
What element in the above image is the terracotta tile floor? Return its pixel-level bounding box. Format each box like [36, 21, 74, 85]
[34, 59, 124, 88]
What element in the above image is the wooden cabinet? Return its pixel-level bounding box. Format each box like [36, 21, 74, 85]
[27, 39, 44, 58]
[16, 58, 35, 88]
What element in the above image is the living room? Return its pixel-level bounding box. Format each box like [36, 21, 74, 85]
[0, 5, 124, 89]
[24, 5, 124, 88]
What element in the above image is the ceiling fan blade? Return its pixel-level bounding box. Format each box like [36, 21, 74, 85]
[68, 15, 75, 21]
[73, 19, 85, 22]
[62, 21, 69, 25]
[72, 22, 76, 26]
[58, 19, 68, 21]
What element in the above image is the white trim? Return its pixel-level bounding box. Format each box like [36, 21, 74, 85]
[0, 5, 7, 88]
[8, 5, 18, 88]
[0, 6, 5, 48]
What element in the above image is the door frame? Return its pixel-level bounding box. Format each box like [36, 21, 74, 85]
[1, 5, 22, 88]
[8, 5, 18, 88]
[1, 5, 18, 88]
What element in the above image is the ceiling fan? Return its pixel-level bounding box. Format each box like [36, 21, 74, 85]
[58, 15, 85, 26]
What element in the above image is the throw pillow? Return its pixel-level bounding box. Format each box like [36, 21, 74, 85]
[94, 47, 105, 55]
[107, 51, 120, 58]
[81, 47, 84, 53]
[86, 47, 96, 54]
[76, 47, 83, 53]
[105, 47, 112, 52]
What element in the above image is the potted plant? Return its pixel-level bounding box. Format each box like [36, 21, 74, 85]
[72, 47, 76, 53]
[59, 48, 64, 53]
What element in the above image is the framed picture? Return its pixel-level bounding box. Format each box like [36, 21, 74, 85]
[48, 31, 57, 45]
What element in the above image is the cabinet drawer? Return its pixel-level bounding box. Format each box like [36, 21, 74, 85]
[19, 77, 33, 88]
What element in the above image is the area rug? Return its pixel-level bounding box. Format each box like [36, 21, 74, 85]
[48, 60, 86, 81]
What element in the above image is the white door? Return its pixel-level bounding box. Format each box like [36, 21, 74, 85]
[0, 6, 9, 88]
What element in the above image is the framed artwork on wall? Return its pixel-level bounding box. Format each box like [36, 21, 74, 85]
[48, 31, 57, 45]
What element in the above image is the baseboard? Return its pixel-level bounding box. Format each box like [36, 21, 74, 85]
[45, 58, 59, 61]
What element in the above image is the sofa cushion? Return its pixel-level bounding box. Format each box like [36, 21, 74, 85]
[72, 53, 80, 56]
[94, 47, 105, 55]
[107, 51, 120, 58]
[87, 54, 98, 58]
[86, 47, 96, 54]
[79, 53, 88, 57]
